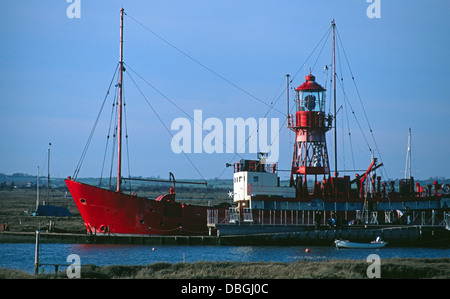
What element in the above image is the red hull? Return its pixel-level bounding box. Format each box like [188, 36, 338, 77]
[65, 178, 226, 236]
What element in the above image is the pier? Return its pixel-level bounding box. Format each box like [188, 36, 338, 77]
[216, 224, 450, 246]
[1, 225, 448, 247]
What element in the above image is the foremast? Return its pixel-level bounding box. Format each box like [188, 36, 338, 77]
[117, 8, 124, 192]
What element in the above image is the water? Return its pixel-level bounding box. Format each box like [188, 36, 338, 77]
[0, 243, 449, 274]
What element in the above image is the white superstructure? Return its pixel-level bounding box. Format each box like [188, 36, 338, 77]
[232, 155, 296, 209]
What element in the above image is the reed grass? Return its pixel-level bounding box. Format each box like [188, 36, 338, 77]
[1, 258, 449, 279]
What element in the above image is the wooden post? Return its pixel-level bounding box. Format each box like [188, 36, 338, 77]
[34, 230, 40, 275]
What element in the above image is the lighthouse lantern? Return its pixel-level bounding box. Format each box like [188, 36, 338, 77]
[289, 73, 331, 196]
[296, 73, 326, 113]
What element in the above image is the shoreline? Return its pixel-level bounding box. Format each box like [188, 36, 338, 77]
[1, 258, 449, 279]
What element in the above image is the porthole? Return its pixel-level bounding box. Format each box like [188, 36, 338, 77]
[80, 198, 87, 204]
[139, 219, 145, 224]
[99, 225, 108, 233]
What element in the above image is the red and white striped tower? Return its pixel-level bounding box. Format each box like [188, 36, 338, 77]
[289, 73, 332, 196]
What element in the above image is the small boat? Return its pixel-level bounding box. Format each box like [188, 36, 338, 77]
[334, 237, 387, 249]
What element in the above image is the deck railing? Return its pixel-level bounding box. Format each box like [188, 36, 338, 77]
[208, 208, 449, 228]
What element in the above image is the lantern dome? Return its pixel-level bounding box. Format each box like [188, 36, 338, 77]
[295, 73, 326, 92]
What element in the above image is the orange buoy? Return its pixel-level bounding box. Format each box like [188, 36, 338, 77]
[305, 248, 310, 253]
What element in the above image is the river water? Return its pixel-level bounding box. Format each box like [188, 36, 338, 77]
[0, 243, 449, 274]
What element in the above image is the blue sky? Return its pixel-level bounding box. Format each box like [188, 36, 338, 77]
[1, 0, 449, 181]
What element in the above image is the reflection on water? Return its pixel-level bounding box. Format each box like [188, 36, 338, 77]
[0, 243, 449, 274]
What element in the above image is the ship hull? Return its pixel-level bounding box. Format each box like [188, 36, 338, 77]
[65, 178, 225, 236]
[66, 178, 448, 236]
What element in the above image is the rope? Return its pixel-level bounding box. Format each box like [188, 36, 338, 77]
[99, 83, 119, 187]
[125, 69, 208, 184]
[125, 13, 285, 116]
[336, 27, 389, 180]
[214, 74, 289, 181]
[336, 75, 372, 152]
[108, 92, 118, 190]
[73, 63, 119, 179]
[124, 63, 243, 158]
[312, 28, 332, 73]
[123, 89, 133, 193]
[290, 26, 332, 84]
[125, 62, 281, 203]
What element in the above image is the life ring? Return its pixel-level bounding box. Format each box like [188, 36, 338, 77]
[99, 225, 108, 233]
[442, 184, 450, 194]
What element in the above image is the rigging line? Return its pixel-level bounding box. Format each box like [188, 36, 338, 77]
[123, 87, 133, 193]
[336, 36, 348, 172]
[338, 65, 356, 171]
[290, 26, 332, 84]
[327, 69, 333, 115]
[271, 76, 288, 108]
[125, 70, 208, 184]
[344, 88, 356, 171]
[215, 75, 289, 181]
[109, 91, 119, 190]
[124, 63, 192, 120]
[125, 63, 244, 159]
[336, 74, 372, 153]
[409, 128, 419, 178]
[341, 103, 346, 171]
[200, 180, 229, 204]
[231, 73, 289, 159]
[73, 63, 120, 179]
[238, 76, 288, 153]
[198, 188, 217, 205]
[287, 85, 297, 148]
[261, 80, 292, 149]
[336, 28, 372, 133]
[312, 28, 332, 72]
[336, 28, 389, 179]
[209, 76, 290, 196]
[99, 83, 119, 187]
[125, 13, 285, 116]
[324, 63, 329, 90]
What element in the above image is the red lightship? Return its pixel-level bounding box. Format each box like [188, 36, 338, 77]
[65, 9, 226, 236]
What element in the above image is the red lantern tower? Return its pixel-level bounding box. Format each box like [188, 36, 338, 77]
[288, 73, 332, 196]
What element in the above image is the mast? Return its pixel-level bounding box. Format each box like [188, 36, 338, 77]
[405, 128, 412, 179]
[332, 19, 338, 178]
[117, 8, 124, 192]
[47, 143, 51, 204]
[286, 74, 290, 127]
[36, 166, 39, 211]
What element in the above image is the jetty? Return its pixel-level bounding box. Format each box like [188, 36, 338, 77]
[1, 224, 448, 247]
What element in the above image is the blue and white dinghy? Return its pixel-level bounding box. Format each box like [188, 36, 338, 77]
[334, 237, 387, 249]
